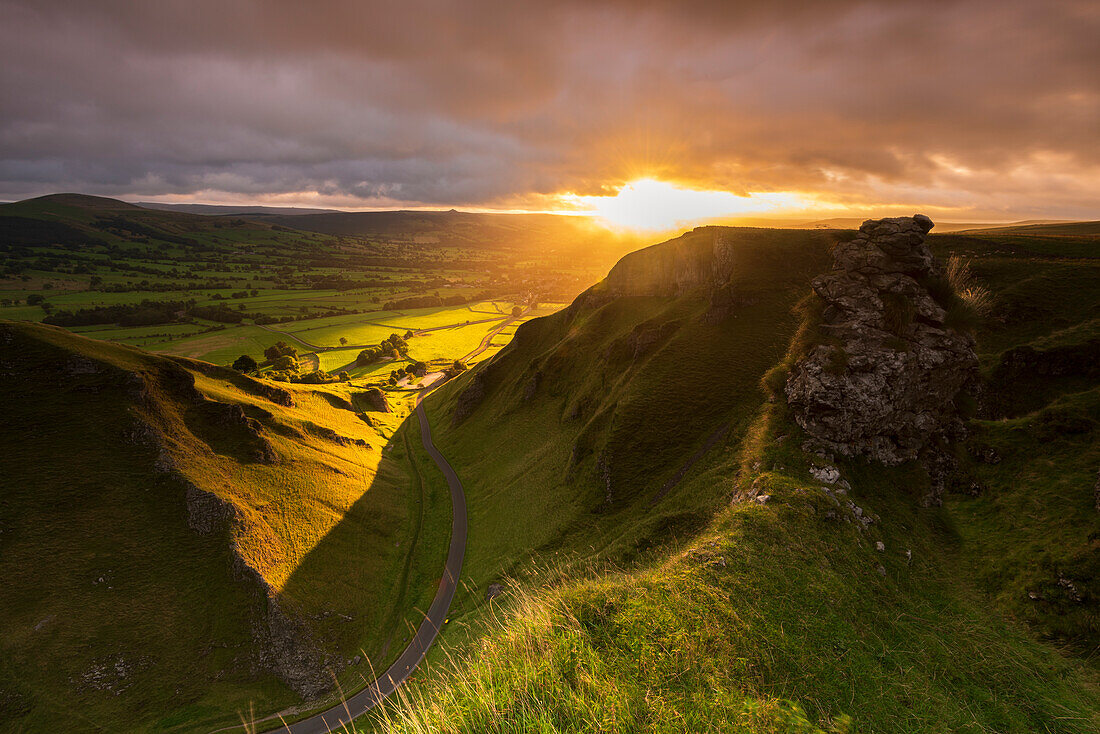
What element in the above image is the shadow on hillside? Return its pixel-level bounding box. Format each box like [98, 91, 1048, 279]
[275, 394, 445, 704]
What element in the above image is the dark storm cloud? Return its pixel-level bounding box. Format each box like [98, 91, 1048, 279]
[0, 0, 1096, 217]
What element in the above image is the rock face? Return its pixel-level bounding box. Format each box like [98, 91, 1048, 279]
[785, 215, 978, 505]
[360, 387, 391, 413]
[604, 226, 738, 297]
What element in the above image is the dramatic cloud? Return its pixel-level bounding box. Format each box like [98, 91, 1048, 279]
[0, 0, 1097, 219]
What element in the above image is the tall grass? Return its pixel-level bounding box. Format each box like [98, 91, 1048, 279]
[946, 255, 994, 317]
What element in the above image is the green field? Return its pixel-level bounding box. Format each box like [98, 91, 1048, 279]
[0, 196, 593, 373]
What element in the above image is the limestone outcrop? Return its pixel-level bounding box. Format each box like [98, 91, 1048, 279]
[785, 215, 978, 505]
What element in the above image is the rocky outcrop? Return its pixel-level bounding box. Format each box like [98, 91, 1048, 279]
[452, 371, 488, 426]
[785, 215, 978, 505]
[604, 227, 738, 297]
[193, 400, 280, 464]
[360, 387, 391, 413]
[184, 483, 240, 534]
[179, 475, 331, 698]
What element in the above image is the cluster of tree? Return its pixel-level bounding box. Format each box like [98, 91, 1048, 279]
[232, 354, 259, 372]
[381, 294, 467, 311]
[189, 303, 248, 323]
[356, 333, 408, 366]
[263, 341, 298, 362]
[42, 299, 196, 327]
[386, 360, 429, 385]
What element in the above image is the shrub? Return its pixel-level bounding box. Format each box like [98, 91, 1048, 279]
[232, 354, 258, 373]
[272, 355, 298, 371]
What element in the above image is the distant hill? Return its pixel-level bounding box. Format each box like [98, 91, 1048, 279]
[0, 321, 437, 732]
[136, 202, 342, 216]
[25, 192, 145, 210]
[251, 207, 618, 247]
[957, 220, 1100, 237]
[0, 193, 319, 252]
[781, 216, 1077, 233]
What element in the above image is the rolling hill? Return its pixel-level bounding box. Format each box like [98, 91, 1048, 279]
[0, 321, 452, 732]
[3, 214, 1098, 733]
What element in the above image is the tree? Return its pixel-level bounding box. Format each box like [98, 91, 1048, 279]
[339, 336, 348, 346]
[232, 354, 258, 373]
[404, 330, 414, 339]
[26, 294, 44, 306]
[272, 355, 297, 371]
[263, 344, 281, 361]
[511, 305, 523, 317]
[338, 371, 350, 382]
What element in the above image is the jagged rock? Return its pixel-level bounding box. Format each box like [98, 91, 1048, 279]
[486, 583, 503, 600]
[604, 227, 739, 296]
[810, 465, 841, 484]
[597, 450, 613, 503]
[303, 421, 368, 448]
[522, 370, 543, 401]
[360, 387, 391, 413]
[452, 371, 487, 426]
[251, 593, 332, 699]
[64, 356, 101, 375]
[185, 483, 240, 535]
[196, 401, 280, 464]
[785, 215, 978, 506]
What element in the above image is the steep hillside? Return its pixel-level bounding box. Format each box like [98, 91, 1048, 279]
[369, 220, 1100, 733]
[414, 226, 838, 616]
[0, 322, 451, 732]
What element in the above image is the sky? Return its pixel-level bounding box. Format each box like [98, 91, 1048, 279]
[1, 0, 1097, 228]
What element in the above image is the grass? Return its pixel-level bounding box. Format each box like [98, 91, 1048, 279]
[332, 225, 1100, 733]
[0, 321, 452, 732]
[369, 402, 1100, 733]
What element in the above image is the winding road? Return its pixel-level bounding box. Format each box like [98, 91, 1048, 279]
[261, 394, 467, 734]
[249, 308, 529, 732]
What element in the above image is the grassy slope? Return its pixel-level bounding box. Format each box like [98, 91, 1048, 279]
[0, 322, 451, 733]
[354, 227, 1100, 732]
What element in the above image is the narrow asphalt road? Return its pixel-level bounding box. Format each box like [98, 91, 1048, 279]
[263, 394, 467, 734]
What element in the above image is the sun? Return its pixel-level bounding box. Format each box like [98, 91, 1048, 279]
[564, 178, 815, 232]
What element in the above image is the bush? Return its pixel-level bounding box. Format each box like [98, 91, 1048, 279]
[232, 354, 258, 373]
[264, 341, 297, 361]
[272, 355, 298, 371]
